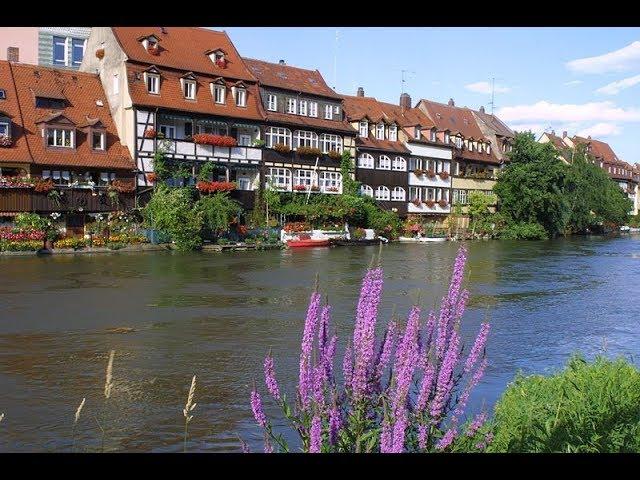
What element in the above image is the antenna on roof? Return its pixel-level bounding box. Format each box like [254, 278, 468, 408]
[332, 29, 339, 90]
[401, 70, 416, 95]
[488, 77, 496, 115]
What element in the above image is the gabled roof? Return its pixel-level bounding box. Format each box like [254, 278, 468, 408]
[473, 109, 515, 138]
[341, 94, 434, 129]
[34, 111, 75, 125]
[243, 58, 341, 99]
[112, 27, 257, 82]
[0, 61, 134, 170]
[31, 86, 67, 101]
[356, 137, 410, 154]
[572, 135, 620, 164]
[417, 99, 488, 141]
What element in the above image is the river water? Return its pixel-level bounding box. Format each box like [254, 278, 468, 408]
[1, 236, 639, 452]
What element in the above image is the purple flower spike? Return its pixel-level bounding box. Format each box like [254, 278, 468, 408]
[299, 291, 321, 410]
[418, 424, 429, 450]
[343, 342, 353, 391]
[329, 405, 341, 446]
[380, 418, 393, 453]
[464, 322, 490, 374]
[435, 427, 457, 450]
[251, 388, 267, 429]
[466, 411, 488, 437]
[264, 352, 280, 401]
[309, 415, 322, 453]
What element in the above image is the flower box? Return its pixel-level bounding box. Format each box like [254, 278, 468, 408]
[427, 169, 436, 179]
[34, 178, 54, 193]
[310, 185, 320, 192]
[108, 179, 136, 194]
[192, 134, 237, 147]
[144, 128, 157, 139]
[0, 176, 34, 188]
[327, 150, 342, 160]
[411, 198, 421, 207]
[196, 181, 236, 193]
[146, 172, 158, 183]
[215, 58, 227, 69]
[325, 186, 339, 192]
[147, 44, 160, 56]
[438, 199, 448, 208]
[439, 171, 450, 180]
[273, 143, 291, 154]
[425, 200, 436, 208]
[413, 169, 424, 176]
[283, 222, 311, 233]
[293, 184, 308, 191]
[296, 146, 322, 157]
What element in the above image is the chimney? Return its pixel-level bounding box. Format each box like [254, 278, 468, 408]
[551, 130, 555, 135]
[357, 86, 364, 97]
[7, 46, 18, 62]
[479, 105, 485, 113]
[562, 131, 567, 138]
[587, 135, 591, 139]
[399, 92, 411, 110]
[279, 59, 286, 65]
[448, 98, 455, 106]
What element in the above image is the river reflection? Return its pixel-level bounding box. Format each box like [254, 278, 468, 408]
[0, 236, 639, 451]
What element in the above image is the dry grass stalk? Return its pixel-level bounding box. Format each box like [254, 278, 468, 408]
[75, 398, 86, 424]
[0, 413, 4, 423]
[183, 375, 197, 423]
[104, 350, 115, 399]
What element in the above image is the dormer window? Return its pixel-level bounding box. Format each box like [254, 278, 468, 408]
[359, 120, 368, 138]
[468, 140, 473, 151]
[0, 118, 10, 139]
[376, 123, 385, 140]
[455, 135, 463, 148]
[232, 83, 247, 107]
[389, 124, 398, 142]
[47, 128, 74, 148]
[444, 131, 450, 144]
[92, 131, 106, 150]
[430, 128, 437, 142]
[207, 49, 228, 68]
[181, 74, 197, 100]
[211, 80, 226, 104]
[140, 35, 160, 55]
[414, 126, 421, 140]
[144, 70, 160, 94]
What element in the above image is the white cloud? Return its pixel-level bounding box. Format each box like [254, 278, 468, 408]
[596, 74, 640, 95]
[566, 41, 640, 74]
[465, 81, 511, 94]
[564, 80, 583, 86]
[496, 101, 640, 123]
[576, 123, 621, 137]
[509, 123, 546, 134]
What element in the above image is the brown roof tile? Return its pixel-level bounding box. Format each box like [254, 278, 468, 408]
[244, 58, 341, 99]
[417, 99, 487, 140]
[264, 111, 356, 134]
[356, 137, 410, 154]
[1, 61, 134, 170]
[342, 95, 434, 128]
[112, 27, 257, 82]
[0, 62, 31, 164]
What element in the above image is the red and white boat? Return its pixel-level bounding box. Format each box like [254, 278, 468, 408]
[286, 238, 331, 248]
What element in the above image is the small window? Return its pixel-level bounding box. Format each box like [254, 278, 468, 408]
[375, 185, 390, 201]
[213, 84, 226, 104]
[358, 153, 374, 169]
[391, 187, 406, 201]
[159, 125, 175, 138]
[430, 129, 437, 142]
[455, 136, 463, 148]
[324, 105, 333, 120]
[360, 184, 373, 197]
[92, 131, 105, 150]
[359, 121, 368, 138]
[298, 100, 308, 116]
[72, 38, 86, 66]
[309, 102, 318, 117]
[0, 89, 5, 100]
[235, 88, 246, 107]
[378, 155, 391, 170]
[415, 126, 421, 139]
[294, 130, 318, 149]
[487, 144, 491, 154]
[392, 156, 406, 171]
[376, 123, 385, 140]
[389, 124, 397, 141]
[320, 133, 342, 154]
[267, 94, 277, 111]
[0, 121, 9, 137]
[444, 132, 450, 144]
[287, 98, 297, 114]
[184, 80, 196, 100]
[47, 128, 74, 148]
[146, 73, 159, 94]
[53, 36, 67, 66]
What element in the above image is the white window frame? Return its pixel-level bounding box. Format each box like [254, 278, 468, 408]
[389, 124, 398, 141]
[319, 171, 342, 193]
[235, 88, 247, 107]
[266, 167, 292, 190]
[359, 121, 368, 138]
[159, 125, 175, 138]
[415, 126, 422, 139]
[455, 136, 463, 148]
[324, 105, 333, 120]
[267, 94, 277, 111]
[309, 102, 318, 117]
[409, 186, 422, 202]
[294, 130, 319, 149]
[430, 129, 437, 142]
[0, 122, 9, 137]
[320, 133, 342, 154]
[360, 184, 373, 197]
[487, 144, 491, 154]
[391, 186, 406, 202]
[212, 84, 226, 104]
[145, 73, 160, 94]
[92, 131, 106, 151]
[376, 123, 385, 140]
[287, 98, 297, 114]
[298, 100, 308, 116]
[358, 153, 374, 169]
[378, 155, 391, 170]
[295, 169, 316, 188]
[265, 126, 292, 148]
[375, 185, 390, 201]
[444, 132, 450, 144]
[183, 79, 196, 100]
[47, 128, 74, 148]
[392, 156, 406, 171]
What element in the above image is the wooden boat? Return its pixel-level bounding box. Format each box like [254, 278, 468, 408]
[286, 238, 331, 248]
[398, 236, 447, 243]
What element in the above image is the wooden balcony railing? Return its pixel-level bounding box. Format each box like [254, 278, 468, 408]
[0, 187, 135, 213]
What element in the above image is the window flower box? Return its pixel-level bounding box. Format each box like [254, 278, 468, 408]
[427, 169, 436, 179]
[310, 185, 320, 192]
[411, 197, 421, 207]
[196, 181, 236, 193]
[439, 171, 450, 180]
[293, 184, 308, 191]
[273, 143, 291, 154]
[438, 199, 448, 208]
[0, 135, 12, 148]
[296, 146, 322, 157]
[192, 134, 237, 147]
[34, 178, 54, 193]
[147, 44, 160, 56]
[324, 186, 339, 192]
[146, 172, 158, 183]
[0, 176, 34, 188]
[108, 179, 136, 194]
[425, 199, 436, 208]
[215, 58, 227, 69]
[144, 128, 157, 139]
[413, 169, 424, 176]
[327, 150, 342, 160]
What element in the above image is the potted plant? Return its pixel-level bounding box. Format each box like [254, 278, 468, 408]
[252, 139, 266, 147]
[144, 128, 157, 139]
[411, 197, 421, 207]
[426, 199, 436, 208]
[439, 171, 450, 180]
[296, 146, 322, 157]
[327, 150, 341, 160]
[293, 184, 308, 191]
[438, 199, 448, 208]
[427, 169, 436, 179]
[148, 43, 160, 55]
[215, 58, 227, 69]
[146, 172, 158, 183]
[310, 185, 320, 192]
[192, 134, 237, 147]
[34, 178, 54, 193]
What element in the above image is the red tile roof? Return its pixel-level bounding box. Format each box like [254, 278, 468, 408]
[473, 109, 514, 138]
[125, 63, 265, 121]
[342, 94, 434, 128]
[572, 135, 620, 163]
[243, 58, 341, 99]
[0, 62, 31, 164]
[0, 61, 134, 170]
[112, 27, 257, 82]
[417, 99, 488, 140]
[356, 137, 410, 154]
[543, 131, 569, 151]
[264, 111, 355, 134]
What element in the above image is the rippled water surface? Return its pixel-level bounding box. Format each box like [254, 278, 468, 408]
[1, 236, 639, 452]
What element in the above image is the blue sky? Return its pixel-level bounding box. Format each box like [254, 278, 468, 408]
[218, 27, 640, 163]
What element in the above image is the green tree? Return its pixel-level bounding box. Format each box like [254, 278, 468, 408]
[340, 150, 360, 196]
[195, 192, 242, 239]
[494, 132, 570, 236]
[468, 191, 496, 236]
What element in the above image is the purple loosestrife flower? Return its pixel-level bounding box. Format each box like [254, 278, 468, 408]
[464, 322, 490, 374]
[264, 352, 280, 401]
[323, 334, 337, 381]
[380, 417, 393, 453]
[418, 424, 429, 450]
[312, 363, 326, 407]
[454, 357, 488, 417]
[435, 427, 457, 450]
[239, 437, 250, 453]
[264, 437, 274, 453]
[318, 305, 331, 355]
[435, 246, 468, 360]
[416, 362, 436, 413]
[343, 342, 353, 391]
[375, 320, 396, 381]
[430, 328, 461, 420]
[475, 432, 493, 450]
[466, 411, 487, 437]
[391, 408, 409, 453]
[454, 289, 470, 327]
[309, 415, 322, 453]
[328, 404, 341, 446]
[251, 388, 267, 429]
[352, 268, 384, 401]
[299, 291, 321, 410]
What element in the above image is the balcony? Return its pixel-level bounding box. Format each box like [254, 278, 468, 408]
[407, 200, 451, 214]
[267, 183, 343, 195]
[262, 148, 342, 168]
[0, 186, 135, 213]
[409, 171, 451, 187]
[138, 137, 263, 164]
